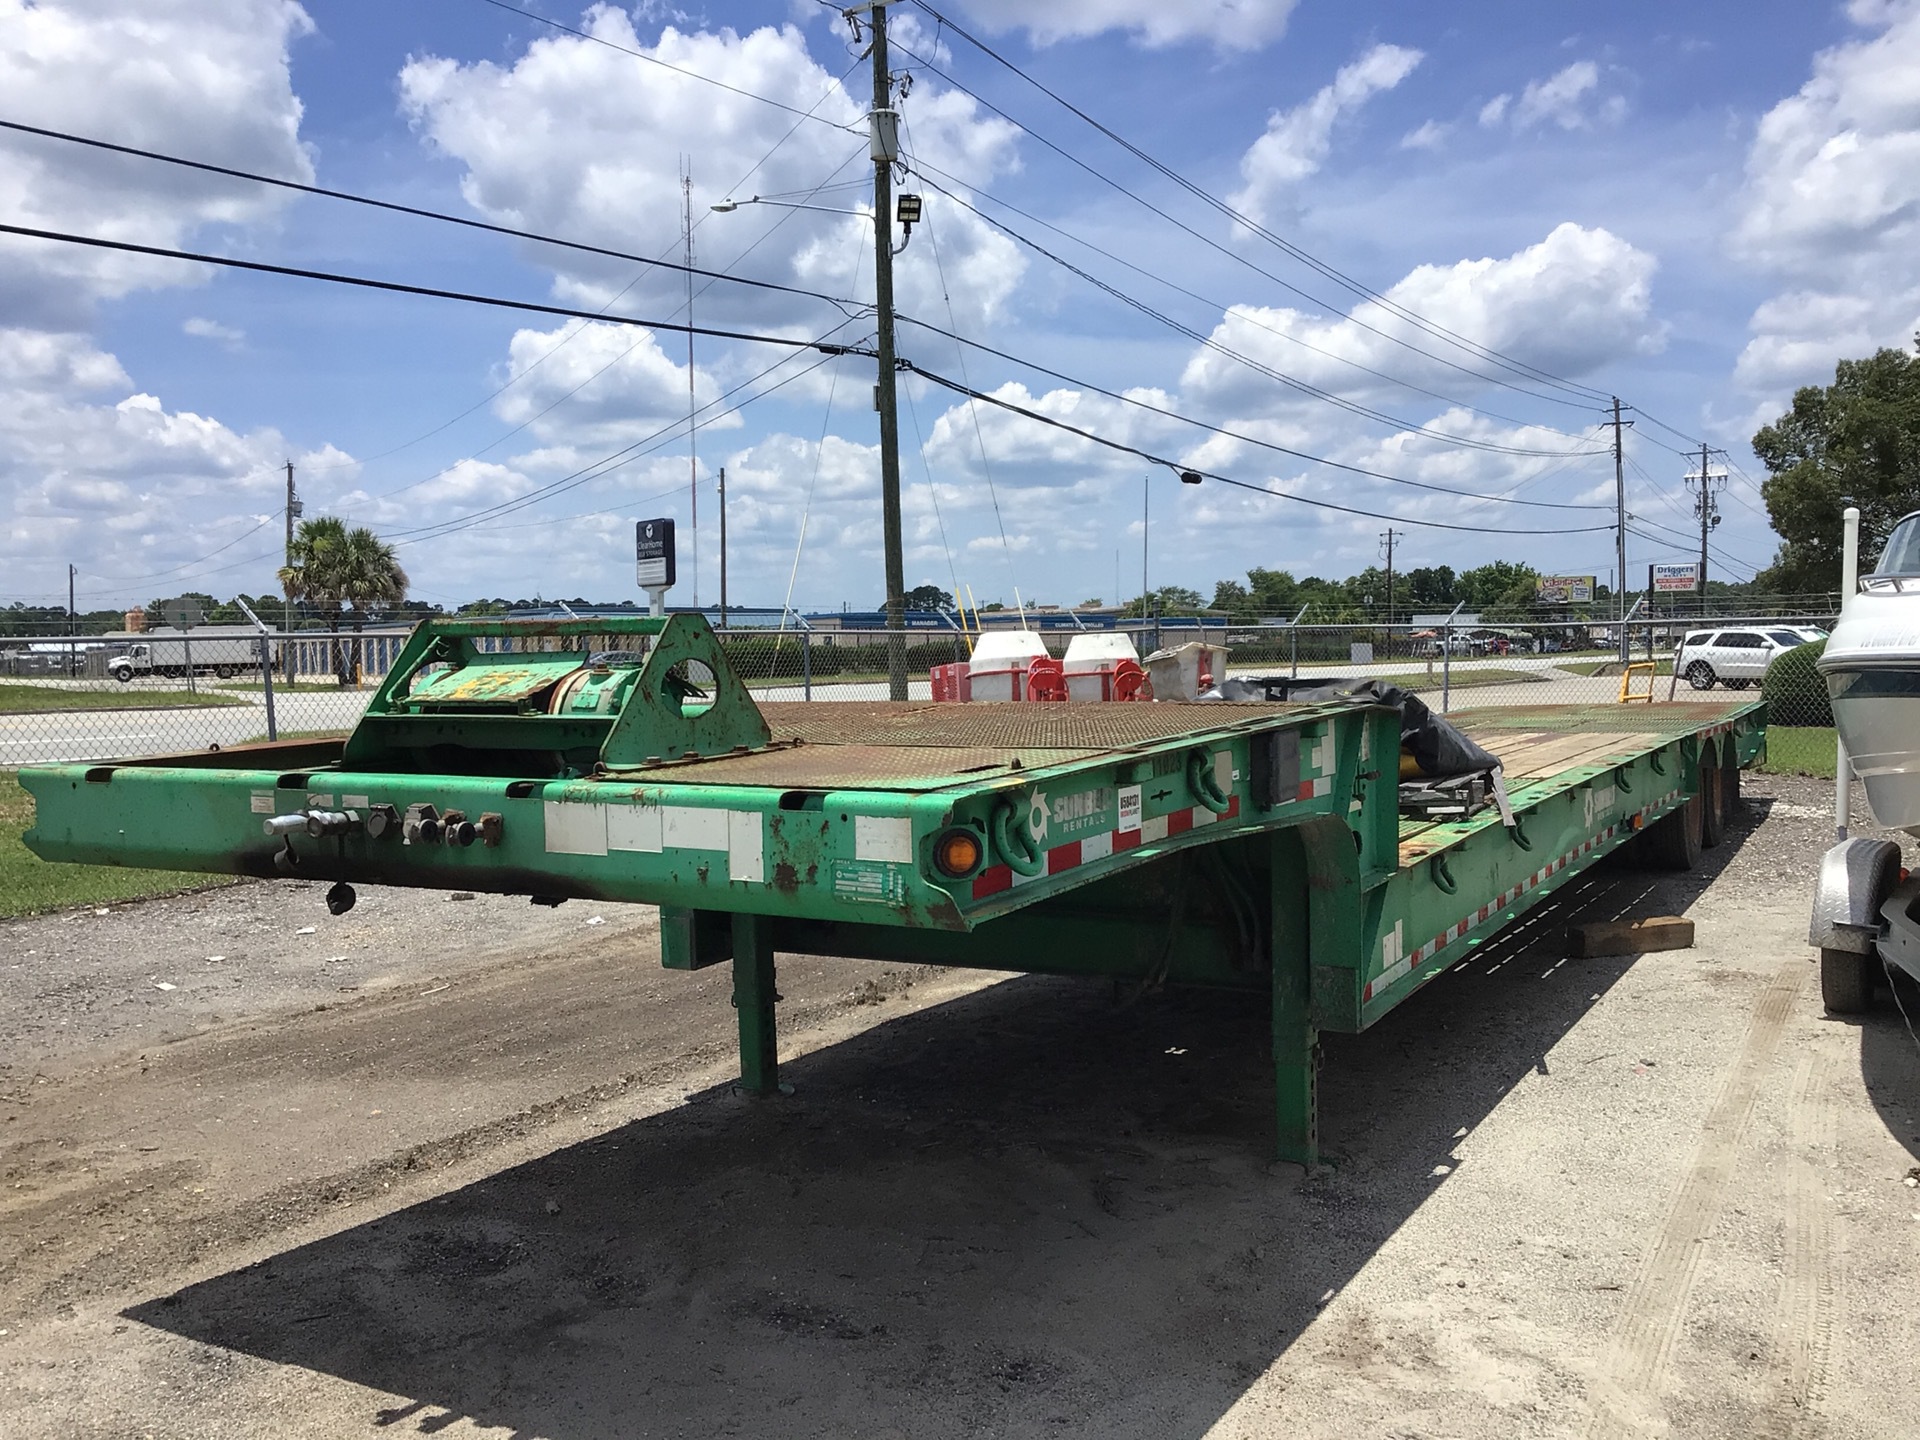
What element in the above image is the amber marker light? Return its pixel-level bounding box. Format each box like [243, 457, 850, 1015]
[933, 828, 984, 879]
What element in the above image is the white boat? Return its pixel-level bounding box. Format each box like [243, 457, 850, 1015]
[1820, 509, 1920, 833]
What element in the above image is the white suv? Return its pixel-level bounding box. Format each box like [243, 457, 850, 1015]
[1674, 627, 1807, 690]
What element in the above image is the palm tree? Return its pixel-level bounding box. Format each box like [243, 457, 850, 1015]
[279, 517, 409, 685]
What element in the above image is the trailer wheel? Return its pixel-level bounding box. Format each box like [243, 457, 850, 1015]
[1641, 793, 1702, 870]
[1819, 946, 1874, 1014]
[215, 665, 236, 679]
[1699, 750, 1725, 849]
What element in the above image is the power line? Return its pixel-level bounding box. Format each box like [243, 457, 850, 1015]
[0, 118, 863, 315]
[906, 154, 1590, 441]
[911, 0, 1614, 406]
[897, 314, 1612, 510]
[0, 222, 876, 355]
[342, 146, 875, 511]
[894, 13, 1609, 409]
[77, 515, 277, 588]
[386, 341, 852, 546]
[904, 362, 1615, 535]
[267, 55, 871, 477]
[470, 0, 861, 128]
[903, 166, 1604, 461]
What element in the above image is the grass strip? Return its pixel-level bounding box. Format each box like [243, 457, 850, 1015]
[1756, 726, 1838, 780]
[0, 770, 234, 919]
[0, 682, 247, 714]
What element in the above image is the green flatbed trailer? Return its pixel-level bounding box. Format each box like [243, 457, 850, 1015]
[19, 616, 1765, 1163]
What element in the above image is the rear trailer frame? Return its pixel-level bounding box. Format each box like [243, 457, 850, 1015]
[20, 615, 1765, 1163]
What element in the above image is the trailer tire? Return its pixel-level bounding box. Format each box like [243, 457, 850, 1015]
[1720, 745, 1741, 828]
[1699, 751, 1726, 849]
[1819, 946, 1874, 1014]
[1641, 793, 1702, 870]
[215, 665, 236, 679]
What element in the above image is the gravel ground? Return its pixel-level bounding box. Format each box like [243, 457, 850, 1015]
[1, 772, 1916, 1439]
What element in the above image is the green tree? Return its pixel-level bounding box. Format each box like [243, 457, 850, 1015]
[1455, 561, 1538, 610]
[1210, 579, 1254, 618]
[1121, 586, 1204, 618]
[1753, 339, 1920, 594]
[1405, 565, 1457, 607]
[278, 516, 409, 682]
[901, 584, 954, 612]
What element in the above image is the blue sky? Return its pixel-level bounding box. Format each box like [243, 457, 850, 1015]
[4, 0, 1917, 615]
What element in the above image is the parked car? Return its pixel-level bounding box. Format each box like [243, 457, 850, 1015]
[1673, 628, 1806, 690]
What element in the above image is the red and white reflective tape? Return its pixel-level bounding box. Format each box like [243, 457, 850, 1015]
[972, 795, 1242, 900]
[1363, 786, 1683, 1002]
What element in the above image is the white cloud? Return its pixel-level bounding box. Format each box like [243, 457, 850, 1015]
[1182, 223, 1663, 411]
[943, 0, 1298, 51]
[0, 331, 301, 595]
[0, 0, 335, 602]
[399, 9, 1026, 474]
[1400, 120, 1450, 152]
[1731, 0, 1920, 399]
[1478, 61, 1623, 136]
[0, 0, 315, 328]
[183, 317, 246, 347]
[491, 321, 727, 448]
[1229, 45, 1424, 225]
[1515, 61, 1601, 130]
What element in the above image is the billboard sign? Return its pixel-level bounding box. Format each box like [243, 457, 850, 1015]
[1651, 562, 1701, 593]
[1535, 575, 1596, 605]
[635, 518, 676, 590]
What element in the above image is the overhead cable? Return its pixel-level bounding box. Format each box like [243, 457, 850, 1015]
[896, 315, 1613, 510]
[906, 169, 1602, 461]
[911, 0, 1613, 405]
[908, 155, 1585, 440]
[471, 0, 860, 127]
[0, 222, 875, 355]
[0, 119, 862, 314]
[888, 32, 1603, 409]
[905, 363, 1616, 536]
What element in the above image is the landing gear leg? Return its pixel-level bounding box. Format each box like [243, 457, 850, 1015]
[1273, 829, 1320, 1166]
[1273, 969, 1320, 1167]
[731, 912, 781, 1094]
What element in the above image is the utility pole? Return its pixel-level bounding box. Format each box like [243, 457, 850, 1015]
[283, 459, 299, 654]
[1141, 474, 1150, 632]
[864, 0, 909, 700]
[718, 465, 729, 632]
[1610, 397, 1631, 662]
[683, 159, 699, 609]
[1686, 441, 1725, 615]
[1379, 528, 1402, 657]
[67, 562, 76, 678]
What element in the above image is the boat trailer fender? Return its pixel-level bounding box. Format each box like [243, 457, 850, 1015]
[1809, 836, 1902, 953]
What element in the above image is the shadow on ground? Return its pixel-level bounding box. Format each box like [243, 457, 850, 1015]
[128, 828, 1754, 1439]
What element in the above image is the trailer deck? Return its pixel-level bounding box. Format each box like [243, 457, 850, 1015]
[19, 616, 1765, 1162]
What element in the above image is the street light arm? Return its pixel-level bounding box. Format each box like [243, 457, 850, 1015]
[713, 196, 876, 222]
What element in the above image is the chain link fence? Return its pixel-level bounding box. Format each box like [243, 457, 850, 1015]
[1, 612, 1839, 768]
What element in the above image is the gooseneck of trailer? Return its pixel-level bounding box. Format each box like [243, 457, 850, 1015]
[21, 614, 1765, 1163]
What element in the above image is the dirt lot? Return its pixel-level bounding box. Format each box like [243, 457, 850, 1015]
[2, 773, 1917, 1439]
